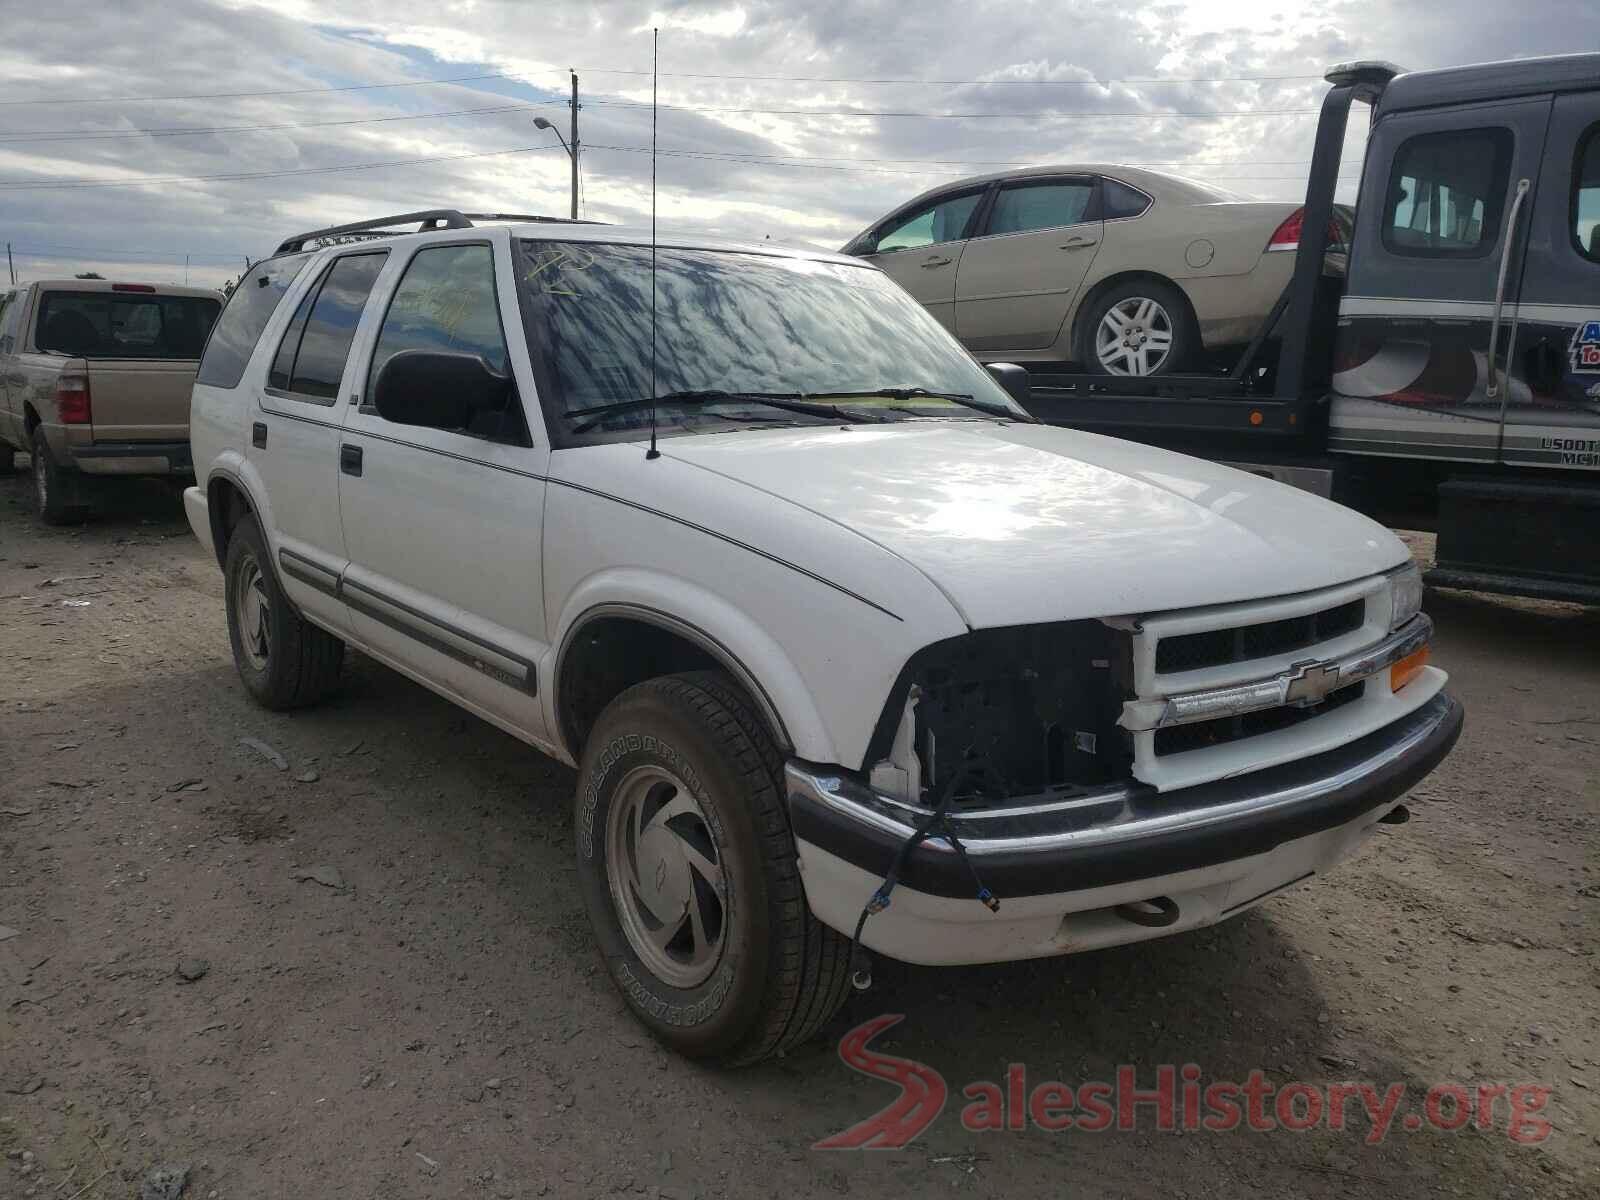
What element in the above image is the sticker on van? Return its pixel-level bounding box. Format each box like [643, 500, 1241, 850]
[1570, 320, 1600, 373]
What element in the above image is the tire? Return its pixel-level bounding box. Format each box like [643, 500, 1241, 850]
[575, 671, 852, 1066]
[31, 427, 88, 525]
[1078, 279, 1194, 377]
[0, 441, 18, 476]
[223, 513, 345, 710]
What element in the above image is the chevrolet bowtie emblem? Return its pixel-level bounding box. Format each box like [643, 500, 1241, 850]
[1284, 660, 1341, 706]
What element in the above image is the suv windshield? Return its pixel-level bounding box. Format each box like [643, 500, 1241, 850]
[517, 240, 1024, 443]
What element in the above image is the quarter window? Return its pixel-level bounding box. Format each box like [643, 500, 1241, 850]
[1382, 127, 1512, 257]
[1102, 178, 1152, 220]
[266, 252, 386, 403]
[986, 180, 1095, 235]
[1574, 124, 1600, 262]
[197, 254, 311, 389]
[874, 192, 983, 253]
[366, 244, 522, 443]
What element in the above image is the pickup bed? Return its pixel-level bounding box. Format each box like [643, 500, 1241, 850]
[0, 279, 223, 523]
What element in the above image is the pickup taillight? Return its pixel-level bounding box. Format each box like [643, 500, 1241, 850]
[56, 371, 92, 424]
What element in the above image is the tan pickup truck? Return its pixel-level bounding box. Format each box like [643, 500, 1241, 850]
[0, 279, 224, 523]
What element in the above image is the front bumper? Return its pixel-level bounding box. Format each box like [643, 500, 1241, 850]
[786, 692, 1462, 965]
[71, 441, 193, 476]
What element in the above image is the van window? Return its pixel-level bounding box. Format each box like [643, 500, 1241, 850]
[36, 292, 222, 360]
[1574, 124, 1600, 262]
[1382, 127, 1512, 257]
[266, 252, 386, 404]
[197, 254, 311, 389]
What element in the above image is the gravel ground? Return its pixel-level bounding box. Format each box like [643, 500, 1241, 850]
[1, 468, 1596, 1200]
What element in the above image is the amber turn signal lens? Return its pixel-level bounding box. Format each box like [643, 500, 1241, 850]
[1390, 645, 1431, 693]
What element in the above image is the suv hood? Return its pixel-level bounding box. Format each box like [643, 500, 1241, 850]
[661, 422, 1406, 628]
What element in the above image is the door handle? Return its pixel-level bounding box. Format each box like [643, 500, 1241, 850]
[1060, 237, 1099, 250]
[920, 255, 953, 268]
[340, 443, 363, 477]
[251, 421, 267, 449]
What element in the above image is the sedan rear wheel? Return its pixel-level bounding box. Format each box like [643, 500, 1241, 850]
[1080, 279, 1194, 377]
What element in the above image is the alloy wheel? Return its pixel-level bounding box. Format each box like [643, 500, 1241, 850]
[1095, 296, 1175, 376]
[606, 764, 727, 989]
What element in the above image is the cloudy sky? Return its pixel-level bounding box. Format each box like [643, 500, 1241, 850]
[0, 0, 1587, 289]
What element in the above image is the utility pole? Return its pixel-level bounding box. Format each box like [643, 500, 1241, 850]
[184, 254, 190, 286]
[569, 70, 580, 220]
[6, 243, 14, 286]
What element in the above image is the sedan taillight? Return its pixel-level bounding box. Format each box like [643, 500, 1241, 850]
[1265, 207, 1346, 253]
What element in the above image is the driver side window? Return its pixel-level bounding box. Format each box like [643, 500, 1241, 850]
[366, 243, 526, 445]
[875, 191, 983, 253]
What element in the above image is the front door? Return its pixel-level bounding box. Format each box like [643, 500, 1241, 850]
[952, 175, 1102, 352]
[336, 235, 552, 742]
[1329, 97, 1553, 465]
[860, 187, 987, 332]
[1501, 89, 1600, 471]
[250, 249, 389, 635]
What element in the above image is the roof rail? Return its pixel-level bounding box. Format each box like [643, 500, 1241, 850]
[274, 209, 596, 255]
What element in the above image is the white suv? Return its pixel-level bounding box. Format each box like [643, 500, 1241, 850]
[184, 209, 1462, 1065]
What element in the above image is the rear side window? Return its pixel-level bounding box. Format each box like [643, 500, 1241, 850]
[1574, 124, 1600, 262]
[36, 292, 222, 360]
[267, 252, 386, 404]
[197, 254, 311, 389]
[1382, 127, 1512, 257]
[986, 180, 1094, 235]
[1103, 178, 1152, 220]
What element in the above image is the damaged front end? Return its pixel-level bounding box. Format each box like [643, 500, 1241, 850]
[861, 620, 1135, 809]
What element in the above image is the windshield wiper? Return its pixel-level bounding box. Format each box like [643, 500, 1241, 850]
[564, 389, 888, 433]
[808, 387, 1028, 421]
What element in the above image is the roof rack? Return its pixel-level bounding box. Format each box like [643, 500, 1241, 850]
[273, 209, 596, 255]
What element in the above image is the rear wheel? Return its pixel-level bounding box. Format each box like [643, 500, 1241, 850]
[1079, 279, 1194, 377]
[0, 441, 18, 476]
[223, 513, 344, 709]
[575, 671, 852, 1065]
[31, 428, 88, 525]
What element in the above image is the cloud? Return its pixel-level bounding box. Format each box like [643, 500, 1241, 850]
[0, 0, 1585, 288]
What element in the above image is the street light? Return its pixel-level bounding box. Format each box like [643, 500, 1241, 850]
[534, 116, 578, 220]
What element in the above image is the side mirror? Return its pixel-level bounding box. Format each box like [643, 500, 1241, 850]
[986, 362, 1030, 407]
[851, 230, 881, 257]
[373, 349, 509, 430]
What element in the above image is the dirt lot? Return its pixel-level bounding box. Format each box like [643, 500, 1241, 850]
[1, 467, 1596, 1200]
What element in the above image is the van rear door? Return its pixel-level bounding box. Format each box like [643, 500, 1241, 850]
[1329, 96, 1552, 465]
[1503, 89, 1600, 471]
[33, 289, 222, 441]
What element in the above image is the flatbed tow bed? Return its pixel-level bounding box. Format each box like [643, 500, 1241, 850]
[1014, 56, 1600, 606]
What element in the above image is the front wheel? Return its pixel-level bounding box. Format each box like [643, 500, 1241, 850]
[1079, 280, 1194, 377]
[575, 672, 852, 1065]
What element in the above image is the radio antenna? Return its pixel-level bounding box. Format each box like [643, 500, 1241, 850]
[645, 27, 661, 461]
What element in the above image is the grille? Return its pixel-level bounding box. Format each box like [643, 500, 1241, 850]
[1155, 598, 1365, 675]
[1153, 680, 1367, 757]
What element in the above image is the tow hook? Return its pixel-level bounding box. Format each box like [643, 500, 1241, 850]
[1379, 804, 1411, 825]
[1114, 896, 1180, 928]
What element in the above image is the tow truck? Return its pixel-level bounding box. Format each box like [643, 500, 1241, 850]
[1017, 53, 1600, 605]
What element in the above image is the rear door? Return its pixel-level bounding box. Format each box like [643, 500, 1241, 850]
[250, 249, 389, 635]
[952, 174, 1101, 352]
[1330, 97, 1552, 465]
[33, 289, 222, 441]
[857, 186, 988, 331]
[1501, 88, 1600, 470]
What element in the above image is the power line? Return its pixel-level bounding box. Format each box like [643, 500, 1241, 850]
[0, 101, 564, 145]
[0, 144, 564, 191]
[587, 99, 1322, 120]
[0, 67, 1333, 109]
[9, 240, 246, 261]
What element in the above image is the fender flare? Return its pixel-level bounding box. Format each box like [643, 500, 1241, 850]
[548, 573, 838, 766]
